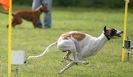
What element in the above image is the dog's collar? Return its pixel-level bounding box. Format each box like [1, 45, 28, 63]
[104, 33, 110, 40]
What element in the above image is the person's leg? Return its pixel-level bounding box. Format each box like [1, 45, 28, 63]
[43, 0, 52, 28]
[32, 0, 42, 27]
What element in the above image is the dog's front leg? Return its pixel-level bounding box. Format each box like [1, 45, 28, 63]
[73, 51, 81, 62]
[72, 40, 83, 63]
[32, 20, 42, 28]
[73, 52, 89, 65]
[59, 61, 75, 74]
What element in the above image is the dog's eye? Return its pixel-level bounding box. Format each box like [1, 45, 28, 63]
[110, 29, 116, 36]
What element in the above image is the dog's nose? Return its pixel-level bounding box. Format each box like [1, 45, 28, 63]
[121, 31, 123, 34]
[115, 30, 123, 37]
[117, 30, 123, 34]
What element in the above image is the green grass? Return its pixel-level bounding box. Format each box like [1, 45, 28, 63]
[0, 6, 133, 77]
[0, 11, 8, 77]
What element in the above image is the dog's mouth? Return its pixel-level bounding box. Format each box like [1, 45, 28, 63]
[114, 30, 123, 37]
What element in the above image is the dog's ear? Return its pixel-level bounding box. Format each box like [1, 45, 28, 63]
[104, 26, 107, 32]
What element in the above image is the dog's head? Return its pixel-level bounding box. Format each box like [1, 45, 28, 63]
[104, 26, 123, 40]
[38, 3, 48, 13]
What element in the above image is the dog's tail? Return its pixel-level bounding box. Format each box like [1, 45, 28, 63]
[27, 42, 57, 60]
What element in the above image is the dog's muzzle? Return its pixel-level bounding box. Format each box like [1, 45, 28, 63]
[115, 30, 123, 37]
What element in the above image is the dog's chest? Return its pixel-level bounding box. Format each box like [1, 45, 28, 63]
[79, 34, 107, 57]
[78, 34, 98, 49]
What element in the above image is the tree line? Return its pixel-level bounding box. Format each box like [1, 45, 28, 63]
[13, 0, 133, 8]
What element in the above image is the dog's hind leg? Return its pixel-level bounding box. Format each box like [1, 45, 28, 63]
[7, 17, 22, 28]
[12, 16, 22, 28]
[59, 61, 75, 74]
[59, 60, 88, 74]
[63, 51, 72, 61]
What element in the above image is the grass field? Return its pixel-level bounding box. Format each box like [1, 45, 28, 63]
[0, 6, 133, 77]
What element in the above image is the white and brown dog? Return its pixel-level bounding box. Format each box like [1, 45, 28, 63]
[26, 26, 123, 74]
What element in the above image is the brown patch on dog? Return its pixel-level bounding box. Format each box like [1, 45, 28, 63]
[62, 31, 86, 41]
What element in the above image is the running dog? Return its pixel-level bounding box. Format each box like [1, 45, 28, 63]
[7, 3, 48, 28]
[26, 26, 123, 74]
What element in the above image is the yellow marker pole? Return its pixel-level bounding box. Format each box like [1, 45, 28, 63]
[8, 0, 12, 77]
[121, 0, 129, 62]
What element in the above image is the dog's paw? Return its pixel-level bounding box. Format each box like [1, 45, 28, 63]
[84, 61, 89, 65]
[6, 25, 9, 28]
[61, 59, 72, 64]
[58, 70, 64, 75]
[63, 57, 73, 61]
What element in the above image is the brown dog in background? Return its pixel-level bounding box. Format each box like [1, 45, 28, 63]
[7, 3, 48, 28]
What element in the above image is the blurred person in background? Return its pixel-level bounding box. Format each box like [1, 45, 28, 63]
[32, 0, 52, 28]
